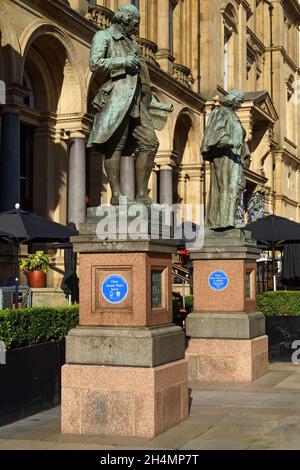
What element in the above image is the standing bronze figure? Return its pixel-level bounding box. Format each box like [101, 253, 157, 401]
[88, 4, 169, 206]
[201, 90, 251, 230]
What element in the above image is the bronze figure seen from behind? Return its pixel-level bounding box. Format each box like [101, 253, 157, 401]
[201, 90, 251, 230]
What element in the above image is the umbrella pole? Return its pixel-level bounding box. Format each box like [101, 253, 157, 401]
[272, 242, 277, 292]
[14, 242, 20, 309]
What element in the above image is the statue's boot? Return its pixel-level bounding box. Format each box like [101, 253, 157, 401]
[104, 157, 125, 206]
[135, 151, 155, 204]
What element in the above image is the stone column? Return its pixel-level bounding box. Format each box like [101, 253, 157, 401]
[68, 131, 86, 226]
[0, 107, 20, 211]
[159, 165, 173, 207]
[88, 148, 103, 208]
[156, 0, 175, 74]
[121, 155, 135, 201]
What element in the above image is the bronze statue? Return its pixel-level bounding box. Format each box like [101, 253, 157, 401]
[201, 90, 251, 230]
[88, 4, 171, 206]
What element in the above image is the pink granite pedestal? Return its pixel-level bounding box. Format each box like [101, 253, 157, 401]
[61, 235, 188, 437]
[62, 360, 188, 438]
[186, 229, 269, 383]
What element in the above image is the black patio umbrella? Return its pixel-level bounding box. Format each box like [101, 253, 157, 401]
[247, 215, 300, 291]
[58, 223, 79, 305]
[0, 206, 77, 243]
[247, 215, 300, 244]
[281, 243, 300, 288]
[0, 205, 78, 308]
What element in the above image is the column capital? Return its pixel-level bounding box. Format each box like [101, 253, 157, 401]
[5, 83, 29, 107]
[156, 151, 178, 168]
[68, 130, 87, 140]
[56, 113, 93, 140]
[0, 104, 20, 115]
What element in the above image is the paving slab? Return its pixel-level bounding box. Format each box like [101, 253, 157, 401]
[0, 363, 299, 450]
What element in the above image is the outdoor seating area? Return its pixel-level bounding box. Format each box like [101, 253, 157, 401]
[0, 205, 79, 308]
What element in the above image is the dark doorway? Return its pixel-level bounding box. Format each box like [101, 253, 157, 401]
[20, 123, 34, 211]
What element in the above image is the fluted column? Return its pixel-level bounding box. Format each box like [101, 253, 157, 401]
[68, 131, 86, 226]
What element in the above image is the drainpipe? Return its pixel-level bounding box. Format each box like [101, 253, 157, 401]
[197, 0, 201, 94]
[263, 0, 274, 100]
[201, 108, 207, 219]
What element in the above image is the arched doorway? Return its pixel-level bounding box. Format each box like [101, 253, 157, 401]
[20, 25, 85, 222]
[173, 111, 201, 210]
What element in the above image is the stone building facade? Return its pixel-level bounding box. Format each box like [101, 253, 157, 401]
[0, 0, 299, 285]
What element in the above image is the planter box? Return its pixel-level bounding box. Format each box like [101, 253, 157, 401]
[0, 340, 65, 426]
[266, 316, 300, 362]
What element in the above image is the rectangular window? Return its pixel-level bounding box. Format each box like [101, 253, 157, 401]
[151, 270, 163, 309]
[224, 34, 229, 91]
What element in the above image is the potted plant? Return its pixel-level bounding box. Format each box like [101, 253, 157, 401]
[20, 251, 50, 288]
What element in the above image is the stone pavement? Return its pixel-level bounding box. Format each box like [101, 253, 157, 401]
[0, 363, 300, 450]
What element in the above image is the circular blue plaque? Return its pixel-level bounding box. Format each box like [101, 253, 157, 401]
[208, 271, 229, 291]
[101, 275, 128, 304]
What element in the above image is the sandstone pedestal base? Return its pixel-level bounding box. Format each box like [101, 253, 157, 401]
[61, 359, 188, 438]
[186, 336, 268, 383]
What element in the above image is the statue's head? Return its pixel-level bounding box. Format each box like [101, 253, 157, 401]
[113, 4, 140, 36]
[223, 89, 245, 110]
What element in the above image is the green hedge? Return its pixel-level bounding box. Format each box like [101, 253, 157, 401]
[182, 293, 300, 316]
[185, 295, 194, 314]
[257, 292, 300, 316]
[0, 306, 79, 350]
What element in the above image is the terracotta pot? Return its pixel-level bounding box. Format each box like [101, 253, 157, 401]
[28, 270, 47, 288]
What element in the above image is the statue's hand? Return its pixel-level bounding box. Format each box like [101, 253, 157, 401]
[125, 54, 140, 71]
[218, 139, 234, 150]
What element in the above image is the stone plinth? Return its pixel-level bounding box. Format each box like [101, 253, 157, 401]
[61, 360, 188, 438]
[62, 224, 188, 437]
[187, 337, 268, 383]
[186, 229, 269, 383]
[78, 249, 173, 327]
[66, 325, 185, 368]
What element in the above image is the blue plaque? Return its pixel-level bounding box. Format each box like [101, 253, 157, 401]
[102, 275, 128, 304]
[208, 271, 229, 291]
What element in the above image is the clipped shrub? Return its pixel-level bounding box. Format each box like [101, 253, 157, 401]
[257, 291, 300, 317]
[185, 295, 194, 314]
[0, 306, 79, 350]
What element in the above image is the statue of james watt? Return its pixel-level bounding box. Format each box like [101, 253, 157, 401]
[201, 90, 251, 230]
[87, 4, 172, 206]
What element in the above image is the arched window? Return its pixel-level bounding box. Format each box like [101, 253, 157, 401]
[23, 70, 34, 108]
[222, 3, 238, 91]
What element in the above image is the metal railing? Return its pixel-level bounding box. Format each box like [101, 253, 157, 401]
[0, 286, 32, 310]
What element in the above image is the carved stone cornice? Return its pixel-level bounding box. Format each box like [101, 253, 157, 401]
[244, 168, 268, 187]
[282, 0, 300, 25]
[85, 4, 113, 30]
[136, 37, 159, 66]
[173, 63, 194, 89]
[267, 46, 298, 73]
